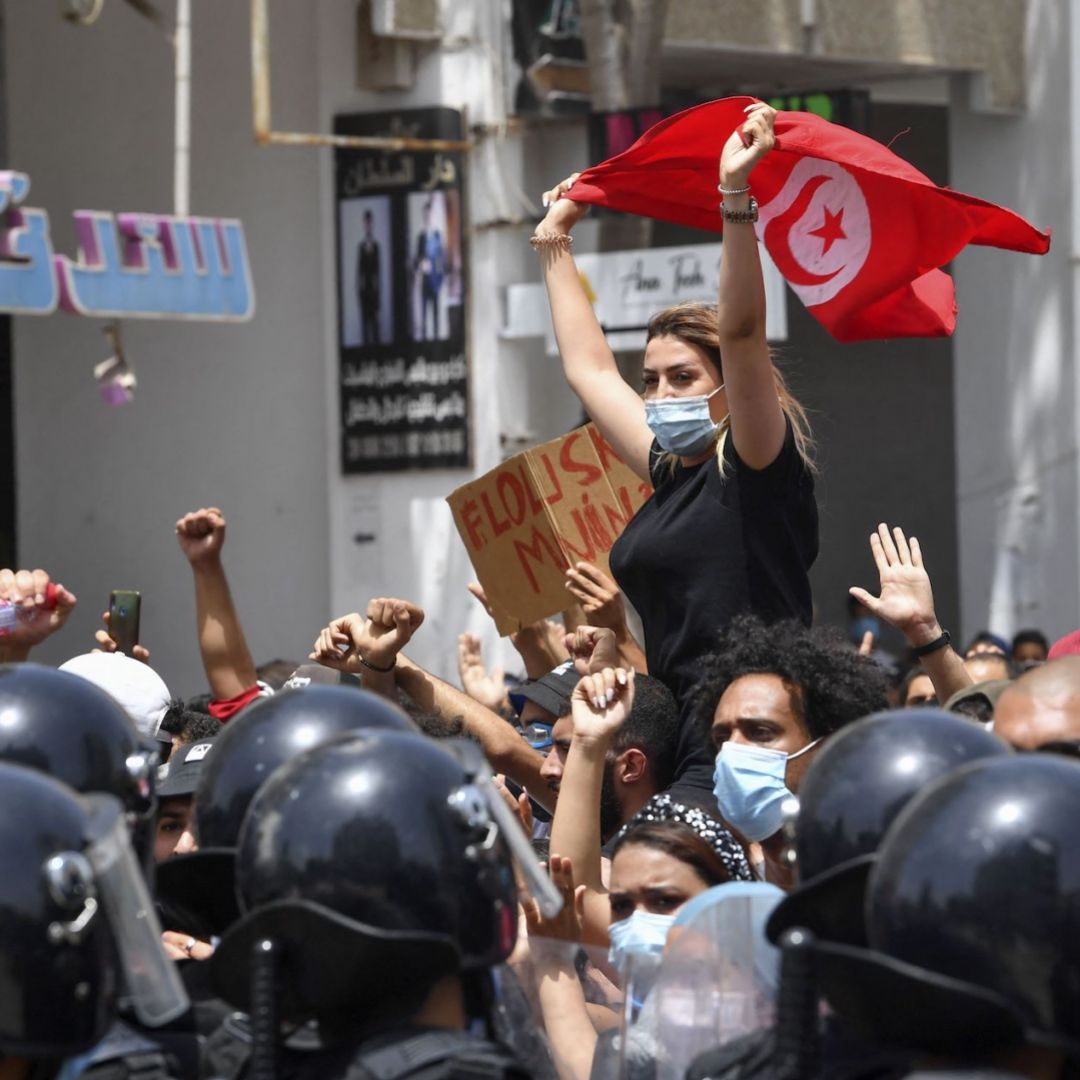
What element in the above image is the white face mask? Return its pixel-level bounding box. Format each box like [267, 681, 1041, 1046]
[644, 385, 724, 456]
[712, 739, 821, 843]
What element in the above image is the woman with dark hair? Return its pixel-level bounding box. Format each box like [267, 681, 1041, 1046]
[526, 669, 754, 1080]
[605, 820, 738, 967]
[527, 821, 748, 1080]
[533, 103, 817, 806]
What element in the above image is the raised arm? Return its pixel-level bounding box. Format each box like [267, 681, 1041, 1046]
[467, 581, 569, 678]
[310, 597, 425, 701]
[393, 654, 553, 810]
[716, 103, 788, 470]
[533, 176, 654, 481]
[849, 523, 973, 704]
[548, 665, 635, 946]
[175, 508, 258, 702]
[524, 856, 598, 1080]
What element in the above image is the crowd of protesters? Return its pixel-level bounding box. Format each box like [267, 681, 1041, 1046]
[0, 102, 1078, 1080]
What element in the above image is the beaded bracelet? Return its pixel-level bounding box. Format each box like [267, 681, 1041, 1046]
[530, 232, 573, 251]
[718, 183, 751, 196]
[358, 652, 395, 674]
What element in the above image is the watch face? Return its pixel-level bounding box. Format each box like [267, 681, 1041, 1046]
[59, 0, 104, 25]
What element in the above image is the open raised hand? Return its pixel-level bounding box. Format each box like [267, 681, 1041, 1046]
[849, 523, 940, 644]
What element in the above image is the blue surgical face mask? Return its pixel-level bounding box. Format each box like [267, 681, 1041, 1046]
[608, 910, 676, 968]
[644, 386, 724, 457]
[712, 740, 821, 843]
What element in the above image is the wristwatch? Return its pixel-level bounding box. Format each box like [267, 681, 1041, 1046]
[720, 196, 759, 224]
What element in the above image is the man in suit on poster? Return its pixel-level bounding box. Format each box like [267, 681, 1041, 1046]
[356, 209, 381, 345]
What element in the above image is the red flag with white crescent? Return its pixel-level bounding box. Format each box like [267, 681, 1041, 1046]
[566, 97, 1050, 342]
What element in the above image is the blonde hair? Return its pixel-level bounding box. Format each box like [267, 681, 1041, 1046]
[645, 303, 815, 478]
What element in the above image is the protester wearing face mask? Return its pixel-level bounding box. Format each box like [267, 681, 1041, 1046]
[546, 638, 751, 948]
[523, 664, 753, 1080]
[696, 615, 888, 887]
[526, 826, 748, 1080]
[533, 103, 817, 810]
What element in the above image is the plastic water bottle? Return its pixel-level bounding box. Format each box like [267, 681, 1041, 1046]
[0, 583, 57, 636]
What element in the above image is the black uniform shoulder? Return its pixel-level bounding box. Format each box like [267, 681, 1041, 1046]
[56, 1021, 181, 1080]
[311, 1029, 529, 1080]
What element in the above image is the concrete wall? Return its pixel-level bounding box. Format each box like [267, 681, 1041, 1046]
[948, 0, 1077, 642]
[667, 0, 1026, 111]
[4, 0, 598, 694]
[6, 1, 330, 694]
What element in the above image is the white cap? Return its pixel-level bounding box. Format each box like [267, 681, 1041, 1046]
[58, 652, 172, 741]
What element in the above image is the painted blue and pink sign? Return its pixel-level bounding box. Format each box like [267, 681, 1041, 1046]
[0, 172, 254, 321]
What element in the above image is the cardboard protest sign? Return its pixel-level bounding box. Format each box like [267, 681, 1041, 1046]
[447, 424, 653, 634]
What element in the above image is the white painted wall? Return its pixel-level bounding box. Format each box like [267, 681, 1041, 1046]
[948, 0, 1079, 643]
[315, 0, 588, 683]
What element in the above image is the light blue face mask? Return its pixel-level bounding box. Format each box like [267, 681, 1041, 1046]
[644, 386, 724, 457]
[712, 740, 821, 844]
[608, 910, 676, 968]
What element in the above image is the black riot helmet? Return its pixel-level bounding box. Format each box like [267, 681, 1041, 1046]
[193, 684, 415, 849]
[0, 663, 157, 815]
[861, 753, 1080, 1060]
[212, 731, 522, 1030]
[0, 763, 187, 1058]
[156, 684, 417, 934]
[768, 709, 1010, 945]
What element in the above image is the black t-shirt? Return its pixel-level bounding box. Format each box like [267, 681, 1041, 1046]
[608, 422, 818, 795]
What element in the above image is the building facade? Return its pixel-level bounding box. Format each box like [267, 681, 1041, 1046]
[2, 0, 1071, 690]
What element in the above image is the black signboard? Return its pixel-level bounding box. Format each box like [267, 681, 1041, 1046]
[334, 107, 469, 473]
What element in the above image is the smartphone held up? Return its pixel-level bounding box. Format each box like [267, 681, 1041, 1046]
[108, 590, 141, 657]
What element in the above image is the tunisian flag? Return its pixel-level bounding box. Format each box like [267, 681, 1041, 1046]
[567, 98, 1050, 342]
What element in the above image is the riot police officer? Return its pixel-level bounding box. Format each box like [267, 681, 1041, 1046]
[0, 760, 186, 1078]
[817, 753, 1080, 1079]
[687, 709, 1011, 1080]
[0, 663, 212, 1078]
[209, 730, 551, 1080]
[0, 663, 158, 834]
[766, 707, 1011, 946]
[155, 683, 417, 935]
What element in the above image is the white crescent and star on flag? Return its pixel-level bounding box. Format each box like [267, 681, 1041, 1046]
[755, 159, 872, 307]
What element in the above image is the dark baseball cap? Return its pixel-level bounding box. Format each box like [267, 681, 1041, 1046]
[157, 737, 217, 798]
[511, 660, 579, 718]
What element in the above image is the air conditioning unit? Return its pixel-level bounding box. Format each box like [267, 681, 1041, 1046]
[371, 0, 440, 41]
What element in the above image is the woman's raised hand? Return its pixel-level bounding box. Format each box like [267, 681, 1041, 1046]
[536, 172, 589, 235]
[720, 102, 777, 189]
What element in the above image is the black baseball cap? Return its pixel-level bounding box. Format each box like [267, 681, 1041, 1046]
[157, 737, 217, 798]
[511, 660, 579, 718]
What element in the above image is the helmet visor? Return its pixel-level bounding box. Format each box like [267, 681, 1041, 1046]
[475, 773, 563, 919]
[84, 797, 190, 1026]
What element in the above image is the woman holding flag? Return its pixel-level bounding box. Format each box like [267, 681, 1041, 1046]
[532, 102, 818, 807]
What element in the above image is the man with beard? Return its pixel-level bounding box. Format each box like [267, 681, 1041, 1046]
[538, 669, 680, 842]
[538, 630, 748, 946]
